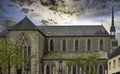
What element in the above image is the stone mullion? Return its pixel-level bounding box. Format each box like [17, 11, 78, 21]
[77, 66, 79, 74]
[104, 62, 107, 74]
[66, 66, 68, 74]
[79, 66, 81, 74]
[102, 63, 105, 74]
[93, 65, 95, 74]
[51, 64, 54, 74]
[41, 62, 45, 74]
[82, 67, 85, 74]
[96, 64, 99, 74]
[68, 66, 71, 74]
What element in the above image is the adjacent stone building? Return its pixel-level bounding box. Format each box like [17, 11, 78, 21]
[0, 8, 118, 74]
[108, 46, 120, 74]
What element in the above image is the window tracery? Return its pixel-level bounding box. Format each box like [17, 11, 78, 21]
[16, 32, 31, 73]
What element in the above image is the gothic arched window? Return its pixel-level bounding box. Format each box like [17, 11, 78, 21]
[46, 64, 50, 74]
[100, 39, 103, 51]
[86, 66, 89, 74]
[16, 32, 31, 72]
[50, 39, 54, 51]
[75, 40, 78, 51]
[89, 65, 93, 74]
[27, 46, 31, 71]
[72, 65, 76, 74]
[99, 64, 104, 74]
[87, 39, 91, 51]
[63, 39, 66, 51]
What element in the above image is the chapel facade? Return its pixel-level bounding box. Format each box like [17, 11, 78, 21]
[0, 8, 118, 74]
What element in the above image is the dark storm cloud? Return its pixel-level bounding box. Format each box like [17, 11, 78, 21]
[1, 0, 120, 26]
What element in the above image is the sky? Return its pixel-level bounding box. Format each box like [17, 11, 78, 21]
[0, 0, 120, 35]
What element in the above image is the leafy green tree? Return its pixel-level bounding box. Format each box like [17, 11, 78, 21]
[67, 54, 102, 74]
[0, 39, 33, 74]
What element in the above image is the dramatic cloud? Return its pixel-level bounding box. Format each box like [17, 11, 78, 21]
[0, 0, 120, 35]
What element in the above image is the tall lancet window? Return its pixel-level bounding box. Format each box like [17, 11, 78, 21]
[100, 39, 103, 51]
[86, 66, 89, 74]
[46, 64, 50, 74]
[16, 32, 31, 73]
[63, 39, 66, 51]
[99, 64, 104, 74]
[50, 39, 54, 51]
[72, 65, 76, 74]
[75, 40, 78, 51]
[87, 39, 91, 51]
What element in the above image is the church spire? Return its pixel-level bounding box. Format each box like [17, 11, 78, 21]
[110, 7, 116, 38]
[112, 7, 114, 27]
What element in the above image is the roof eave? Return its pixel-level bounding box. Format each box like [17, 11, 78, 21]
[8, 29, 46, 37]
[45, 35, 110, 37]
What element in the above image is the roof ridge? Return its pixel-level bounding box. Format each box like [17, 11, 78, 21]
[37, 25, 103, 27]
[18, 16, 35, 25]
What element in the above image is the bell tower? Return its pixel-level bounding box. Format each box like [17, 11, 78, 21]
[110, 7, 116, 38]
[109, 7, 118, 54]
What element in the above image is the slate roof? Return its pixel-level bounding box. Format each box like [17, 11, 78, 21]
[38, 26, 109, 37]
[109, 46, 120, 59]
[0, 29, 8, 38]
[8, 17, 110, 37]
[9, 16, 37, 31]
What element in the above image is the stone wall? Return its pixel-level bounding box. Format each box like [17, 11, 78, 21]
[8, 30, 45, 74]
[42, 60, 107, 74]
[108, 55, 120, 74]
[46, 37, 110, 52]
